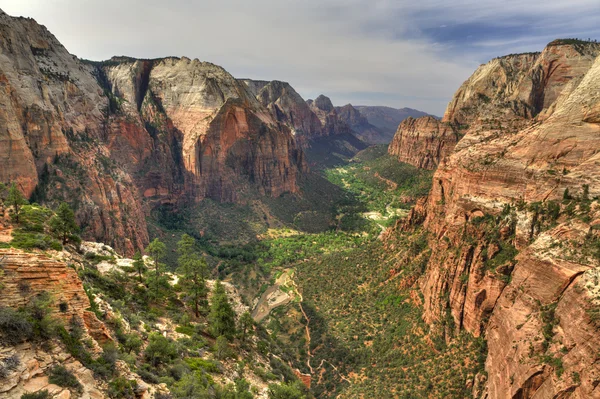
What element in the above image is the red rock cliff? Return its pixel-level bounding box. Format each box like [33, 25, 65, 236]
[388, 116, 458, 169]
[392, 40, 600, 398]
[0, 11, 306, 254]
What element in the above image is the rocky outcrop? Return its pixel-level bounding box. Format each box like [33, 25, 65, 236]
[390, 40, 600, 398]
[306, 95, 354, 137]
[0, 11, 306, 254]
[388, 116, 458, 169]
[389, 41, 600, 171]
[0, 249, 110, 342]
[241, 80, 371, 147]
[240, 79, 322, 145]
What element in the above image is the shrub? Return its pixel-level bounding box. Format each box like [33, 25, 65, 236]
[268, 381, 307, 399]
[48, 365, 82, 392]
[144, 333, 177, 367]
[21, 391, 52, 399]
[107, 377, 137, 399]
[10, 230, 62, 251]
[0, 307, 33, 345]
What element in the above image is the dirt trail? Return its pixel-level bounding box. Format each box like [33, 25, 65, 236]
[298, 298, 352, 385]
[298, 301, 315, 374]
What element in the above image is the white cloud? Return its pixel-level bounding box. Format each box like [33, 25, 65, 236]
[1, 0, 598, 115]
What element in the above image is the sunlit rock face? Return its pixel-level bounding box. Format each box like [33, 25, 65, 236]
[0, 10, 306, 254]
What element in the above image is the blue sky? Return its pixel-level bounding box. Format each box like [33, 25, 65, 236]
[2, 0, 599, 115]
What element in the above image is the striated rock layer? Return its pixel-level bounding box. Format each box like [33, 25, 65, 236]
[0, 249, 111, 343]
[388, 116, 459, 169]
[389, 40, 600, 398]
[0, 10, 306, 254]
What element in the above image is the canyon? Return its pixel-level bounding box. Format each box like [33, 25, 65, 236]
[1, 6, 600, 399]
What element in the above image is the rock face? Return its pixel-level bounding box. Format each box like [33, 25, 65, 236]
[392, 40, 600, 398]
[240, 79, 322, 145]
[388, 116, 458, 169]
[306, 94, 354, 137]
[102, 58, 306, 203]
[241, 80, 367, 146]
[0, 248, 111, 343]
[335, 103, 390, 144]
[0, 10, 148, 255]
[0, 11, 306, 254]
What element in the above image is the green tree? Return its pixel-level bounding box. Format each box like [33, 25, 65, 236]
[208, 280, 236, 340]
[177, 234, 208, 317]
[144, 333, 177, 366]
[123, 333, 143, 354]
[238, 311, 254, 343]
[267, 381, 307, 399]
[131, 251, 146, 284]
[145, 238, 166, 297]
[6, 183, 27, 224]
[214, 335, 231, 359]
[49, 202, 79, 245]
[234, 378, 254, 399]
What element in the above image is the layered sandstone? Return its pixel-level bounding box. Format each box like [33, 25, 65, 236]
[391, 40, 600, 398]
[0, 249, 111, 343]
[388, 116, 458, 169]
[0, 11, 148, 254]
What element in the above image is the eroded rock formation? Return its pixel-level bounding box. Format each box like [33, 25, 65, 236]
[388, 116, 458, 169]
[391, 40, 600, 398]
[0, 10, 306, 254]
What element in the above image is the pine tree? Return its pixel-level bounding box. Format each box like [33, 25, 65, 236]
[49, 202, 79, 245]
[239, 311, 254, 343]
[132, 251, 146, 284]
[208, 280, 236, 340]
[6, 183, 27, 224]
[177, 234, 208, 317]
[145, 238, 166, 298]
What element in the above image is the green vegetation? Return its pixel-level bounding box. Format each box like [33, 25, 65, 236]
[6, 182, 28, 224]
[48, 365, 83, 393]
[21, 391, 52, 399]
[267, 237, 485, 398]
[325, 146, 433, 217]
[268, 381, 308, 399]
[49, 202, 79, 245]
[1, 201, 83, 251]
[209, 280, 236, 340]
[177, 234, 208, 317]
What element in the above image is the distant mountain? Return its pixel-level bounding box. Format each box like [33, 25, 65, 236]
[354, 106, 438, 134]
[335, 104, 392, 144]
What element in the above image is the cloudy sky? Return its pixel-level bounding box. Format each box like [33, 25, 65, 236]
[2, 1, 599, 115]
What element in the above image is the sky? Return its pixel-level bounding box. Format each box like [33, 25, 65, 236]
[2, 0, 599, 116]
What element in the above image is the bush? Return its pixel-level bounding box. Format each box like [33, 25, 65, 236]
[48, 365, 82, 392]
[21, 391, 52, 399]
[10, 231, 62, 251]
[144, 333, 177, 367]
[268, 381, 307, 399]
[0, 307, 33, 345]
[108, 377, 138, 399]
